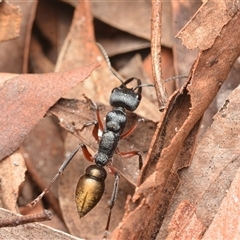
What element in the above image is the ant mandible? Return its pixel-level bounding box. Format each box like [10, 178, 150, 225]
[29, 43, 153, 237]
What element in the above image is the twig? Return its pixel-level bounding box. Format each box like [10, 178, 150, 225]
[151, 0, 168, 111]
[0, 210, 52, 227]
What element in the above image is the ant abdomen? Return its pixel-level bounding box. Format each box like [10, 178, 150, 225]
[75, 165, 107, 218]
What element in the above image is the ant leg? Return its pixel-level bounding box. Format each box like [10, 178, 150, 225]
[103, 167, 120, 239]
[83, 95, 104, 142]
[120, 118, 144, 139]
[80, 143, 94, 162]
[28, 143, 94, 208]
[28, 143, 82, 207]
[80, 120, 99, 143]
[117, 150, 143, 170]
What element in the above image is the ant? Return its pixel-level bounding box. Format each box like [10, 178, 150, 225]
[28, 43, 153, 237]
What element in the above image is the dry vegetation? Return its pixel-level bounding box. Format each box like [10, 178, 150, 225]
[0, 1, 240, 239]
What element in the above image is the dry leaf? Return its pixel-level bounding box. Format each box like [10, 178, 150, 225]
[177, 0, 240, 50]
[160, 83, 240, 239]
[65, 0, 172, 47]
[0, 64, 98, 161]
[0, 152, 26, 212]
[0, 1, 21, 42]
[166, 201, 205, 239]
[202, 167, 240, 239]
[0, 1, 37, 73]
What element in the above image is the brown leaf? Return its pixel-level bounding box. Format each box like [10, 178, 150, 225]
[97, 31, 150, 57]
[29, 35, 55, 73]
[0, 1, 38, 73]
[0, 151, 26, 212]
[176, 0, 240, 50]
[202, 167, 240, 239]
[159, 84, 240, 239]
[0, 1, 21, 42]
[21, 117, 65, 219]
[166, 201, 205, 239]
[92, 1, 173, 48]
[0, 64, 98, 161]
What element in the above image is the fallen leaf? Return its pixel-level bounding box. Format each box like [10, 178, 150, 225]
[21, 116, 64, 219]
[159, 83, 240, 239]
[177, 0, 240, 50]
[0, 151, 26, 212]
[202, 166, 240, 239]
[166, 201, 205, 239]
[0, 1, 21, 42]
[0, 1, 37, 73]
[0, 63, 98, 161]
[92, 1, 173, 48]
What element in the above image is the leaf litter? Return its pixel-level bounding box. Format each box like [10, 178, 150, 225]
[1, 1, 240, 240]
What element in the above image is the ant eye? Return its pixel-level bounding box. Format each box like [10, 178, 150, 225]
[136, 94, 142, 101]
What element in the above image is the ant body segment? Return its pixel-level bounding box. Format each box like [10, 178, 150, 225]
[29, 43, 153, 236]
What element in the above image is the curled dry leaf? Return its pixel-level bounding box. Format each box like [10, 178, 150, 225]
[112, 6, 240, 240]
[0, 63, 99, 161]
[176, 0, 240, 50]
[0, 151, 26, 212]
[0, 208, 83, 240]
[161, 84, 240, 239]
[0, 1, 21, 42]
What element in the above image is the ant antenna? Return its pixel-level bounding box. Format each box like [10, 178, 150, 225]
[134, 83, 154, 90]
[96, 43, 124, 84]
[133, 75, 188, 90]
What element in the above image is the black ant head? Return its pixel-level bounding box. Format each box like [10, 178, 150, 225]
[109, 77, 142, 112]
[96, 43, 154, 111]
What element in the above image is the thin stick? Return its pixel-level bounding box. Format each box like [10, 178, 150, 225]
[0, 210, 52, 227]
[151, 1, 168, 111]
